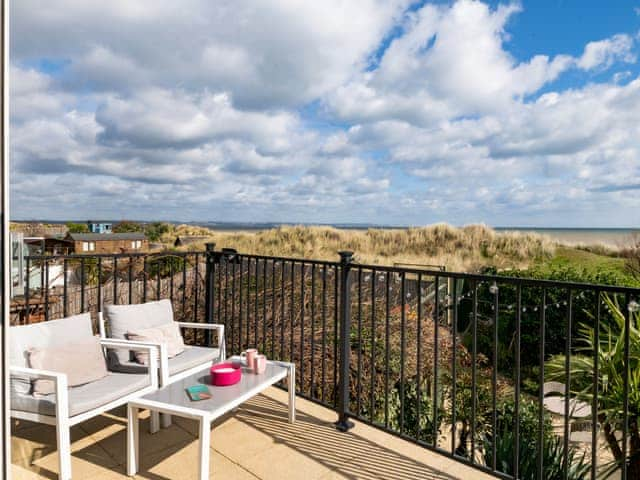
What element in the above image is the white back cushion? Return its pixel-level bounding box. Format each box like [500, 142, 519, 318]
[10, 313, 93, 369]
[10, 313, 93, 395]
[103, 299, 174, 363]
[126, 322, 185, 365]
[29, 336, 109, 395]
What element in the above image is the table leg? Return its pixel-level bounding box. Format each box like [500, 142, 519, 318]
[127, 405, 140, 476]
[150, 410, 160, 433]
[198, 417, 211, 480]
[161, 413, 172, 428]
[288, 364, 296, 423]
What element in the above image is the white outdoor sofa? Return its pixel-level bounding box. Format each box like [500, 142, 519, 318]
[10, 313, 159, 480]
[98, 299, 225, 427]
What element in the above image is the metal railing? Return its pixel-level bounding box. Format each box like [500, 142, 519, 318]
[14, 246, 640, 479]
[13, 251, 208, 342]
[207, 245, 640, 480]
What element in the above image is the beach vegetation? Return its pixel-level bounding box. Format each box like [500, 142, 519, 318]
[144, 221, 173, 242]
[621, 234, 640, 282]
[531, 246, 635, 286]
[172, 223, 556, 272]
[112, 220, 144, 233]
[65, 221, 89, 233]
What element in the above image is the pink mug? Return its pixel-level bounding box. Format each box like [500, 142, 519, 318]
[253, 354, 267, 375]
[241, 349, 258, 371]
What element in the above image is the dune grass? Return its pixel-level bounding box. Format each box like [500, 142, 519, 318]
[166, 223, 556, 272]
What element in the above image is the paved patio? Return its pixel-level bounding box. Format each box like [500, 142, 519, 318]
[11, 387, 493, 480]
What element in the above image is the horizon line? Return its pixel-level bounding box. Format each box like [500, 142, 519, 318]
[9, 219, 640, 231]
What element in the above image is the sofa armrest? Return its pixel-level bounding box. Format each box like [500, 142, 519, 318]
[175, 322, 224, 331]
[99, 339, 161, 389]
[175, 322, 225, 359]
[100, 338, 165, 352]
[10, 366, 68, 383]
[10, 366, 70, 419]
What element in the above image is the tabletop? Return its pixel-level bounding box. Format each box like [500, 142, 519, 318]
[130, 359, 292, 419]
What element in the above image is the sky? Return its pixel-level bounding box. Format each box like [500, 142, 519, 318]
[9, 0, 640, 227]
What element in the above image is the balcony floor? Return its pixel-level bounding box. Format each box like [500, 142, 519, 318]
[11, 387, 493, 480]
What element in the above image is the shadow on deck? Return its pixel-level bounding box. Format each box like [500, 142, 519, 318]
[11, 387, 493, 480]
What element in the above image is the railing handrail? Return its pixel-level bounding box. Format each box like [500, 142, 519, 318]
[217, 251, 340, 267]
[26, 248, 640, 294]
[353, 261, 640, 294]
[24, 250, 204, 261]
[214, 250, 640, 294]
[393, 262, 446, 272]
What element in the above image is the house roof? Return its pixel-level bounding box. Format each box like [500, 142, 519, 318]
[174, 235, 210, 246]
[67, 233, 146, 241]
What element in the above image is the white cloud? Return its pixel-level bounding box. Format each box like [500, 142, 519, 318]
[10, 66, 74, 122]
[12, 0, 409, 108]
[9, 0, 640, 226]
[95, 89, 300, 153]
[577, 34, 636, 70]
[332, 77, 640, 224]
[328, 1, 577, 124]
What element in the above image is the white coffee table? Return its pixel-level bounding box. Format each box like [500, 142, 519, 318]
[126, 358, 295, 479]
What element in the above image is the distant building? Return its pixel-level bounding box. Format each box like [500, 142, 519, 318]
[174, 235, 210, 248]
[87, 220, 113, 234]
[24, 237, 73, 256]
[65, 232, 148, 254]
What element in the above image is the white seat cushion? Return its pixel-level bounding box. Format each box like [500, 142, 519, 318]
[11, 372, 150, 417]
[108, 346, 221, 377]
[167, 346, 221, 376]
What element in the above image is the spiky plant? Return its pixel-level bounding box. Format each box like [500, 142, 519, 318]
[546, 294, 640, 478]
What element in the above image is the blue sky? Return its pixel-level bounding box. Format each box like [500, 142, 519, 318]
[9, 1, 640, 227]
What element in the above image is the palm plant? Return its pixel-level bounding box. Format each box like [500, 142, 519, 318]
[482, 398, 590, 479]
[546, 294, 640, 478]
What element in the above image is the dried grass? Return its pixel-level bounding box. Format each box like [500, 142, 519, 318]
[168, 223, 555, 272]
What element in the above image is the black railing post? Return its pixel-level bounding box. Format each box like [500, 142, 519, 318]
[336, 250, 355, 432]
[204, 243, 216, 346]
[221, 248, 237, 347]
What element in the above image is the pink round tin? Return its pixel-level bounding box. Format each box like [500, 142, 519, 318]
[210, 362, 242, 386]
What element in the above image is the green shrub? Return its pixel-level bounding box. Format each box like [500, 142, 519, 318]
[461, 266, 635, 389]
[113, 220, 144, 233]
[66, 222, 89, 233]
[386, 378, 444, 445]
[482, 398, 589, 479]
[145, 222, 173, 242]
